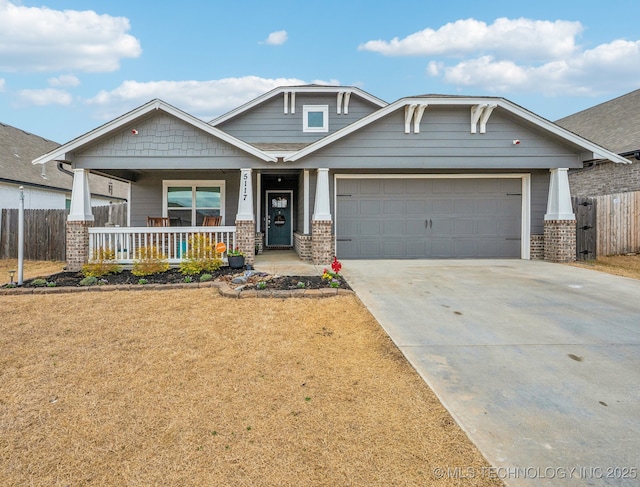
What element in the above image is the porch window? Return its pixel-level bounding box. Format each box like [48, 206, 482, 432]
[303, 105, 328, 133]
[163, 180, 225, 226]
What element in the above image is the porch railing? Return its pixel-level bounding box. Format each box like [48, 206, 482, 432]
[88, 226, 237, 265]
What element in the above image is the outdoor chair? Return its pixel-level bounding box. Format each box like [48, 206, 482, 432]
[202, 215, 222, 226]
[147, 216, 170, 227]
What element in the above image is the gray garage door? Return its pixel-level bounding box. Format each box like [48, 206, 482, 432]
[336, 178, 522, 259]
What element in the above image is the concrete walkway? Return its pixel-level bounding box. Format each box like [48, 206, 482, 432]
[341, 260, 640, 486]
[252, 249, 322, 276]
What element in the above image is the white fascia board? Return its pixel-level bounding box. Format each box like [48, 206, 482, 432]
[33, 99, 276, 165]
[285, 96, 630, 164]
[209, 85, 388, 126]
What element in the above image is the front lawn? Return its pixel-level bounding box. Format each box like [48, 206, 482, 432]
[0, 290, 502, 486]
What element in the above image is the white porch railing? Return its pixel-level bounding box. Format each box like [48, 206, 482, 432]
[88, 226, 237, 265]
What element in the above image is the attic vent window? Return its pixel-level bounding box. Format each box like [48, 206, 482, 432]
[303, 105, 328, 133]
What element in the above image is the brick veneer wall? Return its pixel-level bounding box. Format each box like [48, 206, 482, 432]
[544, 220, 576, 263]
[66, 221, 93, 272]
[294, 232, 312, 262]
[530, 234, 544, 260]
[311, 221, 334, 266]
[569, 158, 638, 197]
[255, 232, 264, 255]
[235, 220, 255, 265]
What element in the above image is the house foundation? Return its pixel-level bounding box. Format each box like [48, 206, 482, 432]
[544, 220, 576, 263]
[66, 221, 93, 272]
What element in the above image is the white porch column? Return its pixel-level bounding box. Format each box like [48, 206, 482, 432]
[68, 168, 94, 222]
[312, 168, 332, 221]
[235, 168, 255, 265]
[303, 169, 310, 234]
[311, 168, 333, 265]
[545, 168, 575, 220]
[236, 168, 254, 221]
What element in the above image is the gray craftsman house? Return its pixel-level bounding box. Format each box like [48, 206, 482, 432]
[33, 85, 628, 271]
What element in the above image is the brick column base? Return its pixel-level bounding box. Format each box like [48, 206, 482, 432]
[544, 220, 576, 263]
[312, 220, 334, 266]
[235, 220, 255, 265]
[66, 220, 93, 272]
[530, 234, 545, 260]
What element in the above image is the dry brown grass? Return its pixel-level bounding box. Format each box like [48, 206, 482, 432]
[571, 254, 640, 280]
[0, 259, 65, 284]
[0, 290, 502, 486]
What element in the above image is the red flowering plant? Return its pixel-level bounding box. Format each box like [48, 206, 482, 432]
[321, 256, 343, 288]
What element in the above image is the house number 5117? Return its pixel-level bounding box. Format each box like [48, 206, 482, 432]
[242, 173, 248, 201]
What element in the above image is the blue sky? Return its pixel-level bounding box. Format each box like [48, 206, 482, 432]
[2, 0, 640, 144]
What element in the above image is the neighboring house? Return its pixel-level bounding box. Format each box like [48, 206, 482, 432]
[1, 122, 128, 210]
[556, 89, 640, 197]
[32, 85, 628, 271]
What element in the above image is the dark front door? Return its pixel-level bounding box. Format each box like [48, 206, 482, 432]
[266, 191, 293, 247]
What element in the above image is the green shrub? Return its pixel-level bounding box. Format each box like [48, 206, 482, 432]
[79, 276, 98, 286]
[30, 278, 47, 287]
[179, 235, 223, 275]
[132, 246, 170, 276]
[82, 248, 121, 277]
[199, 273, 213, 282]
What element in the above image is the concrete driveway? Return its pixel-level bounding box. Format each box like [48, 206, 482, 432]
[341, 260, 640, 486]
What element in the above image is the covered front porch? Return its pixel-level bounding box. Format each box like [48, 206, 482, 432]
[65, 166, 335, 271]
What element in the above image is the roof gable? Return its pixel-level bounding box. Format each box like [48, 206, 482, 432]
[33, 99, 277, 165]
[284, 95, 630, 164]
[209, 85, 388, 127]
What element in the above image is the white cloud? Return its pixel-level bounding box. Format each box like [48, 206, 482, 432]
[0, 0, 141, 72]
[48, 75, 81, 88]
[85, 76, 338, 120]
[435, 40, 640, 96]
[361, 16, 640, 97]
[263, 30, 288, 46]
[0, 78, 5, 91]
[17, 88, 73, 106]
[359, 18, 581, 61]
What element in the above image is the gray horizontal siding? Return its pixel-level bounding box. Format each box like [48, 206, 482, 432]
[301, 107, 582, 169]
[129, 170, 241, 227]
[217, 92, 381, 144]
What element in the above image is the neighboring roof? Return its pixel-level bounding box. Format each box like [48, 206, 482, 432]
[209, 84, 388, 126]
[284, 95, 630, 164]
[1, 122, 127, 200]
[33, 99, 277, 165]
[555, 89, 640, 155]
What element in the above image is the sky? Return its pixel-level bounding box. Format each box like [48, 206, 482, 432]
[2, 0, 640, 144]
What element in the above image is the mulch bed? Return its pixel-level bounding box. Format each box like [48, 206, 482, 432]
[19, 267, 351, 291]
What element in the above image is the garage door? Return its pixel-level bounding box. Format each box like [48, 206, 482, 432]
[336, 178, 522, 259]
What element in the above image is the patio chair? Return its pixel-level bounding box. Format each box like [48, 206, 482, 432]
[202, 215, 222, 226]
[147, 216, 170, 227]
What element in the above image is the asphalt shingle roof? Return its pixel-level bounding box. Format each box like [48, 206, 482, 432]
[555, 89, 640, 155]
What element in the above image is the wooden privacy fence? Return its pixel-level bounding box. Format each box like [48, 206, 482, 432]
[0, 203, 127, 261]
[573, 192, 640, 259]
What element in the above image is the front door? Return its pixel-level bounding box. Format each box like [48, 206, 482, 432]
[266, 191, 293, 247]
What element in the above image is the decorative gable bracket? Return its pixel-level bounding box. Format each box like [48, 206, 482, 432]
[337, 92, 351, 114]
[404, 104, 428, 134]
[284, 91, 296, 114]
[470, 104, 497, 134]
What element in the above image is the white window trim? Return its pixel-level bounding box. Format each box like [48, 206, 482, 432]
[162, 179, 226, 225]
[303, 105, 329, 133]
